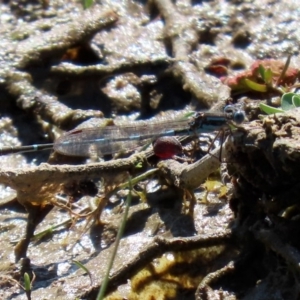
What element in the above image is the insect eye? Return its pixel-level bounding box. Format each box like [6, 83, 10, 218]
[224, 104, 245, 124]
[233, 110, 246, 124]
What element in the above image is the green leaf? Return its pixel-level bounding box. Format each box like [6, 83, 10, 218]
[181, 111, 196, 119]
[82, 0, 93, 9]
[73, 260, 93, 285]
[281, 92, 296, 111]
[258, 65, 272, 84]
[263, 68, 273, 84]
[259, 103, 284, 115]
[258, 65, 273, 84]
[33, 226, 53, 241]
[244, 78, 267, 92]
[24, 272, 31, 291]
[292, 95, 300, 107]
[97, 177, 133, 300]
[135, 162, 143, 169]
[258, 64, 266, 81]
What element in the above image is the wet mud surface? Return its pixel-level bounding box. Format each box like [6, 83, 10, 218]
[1, 0, 300, 299]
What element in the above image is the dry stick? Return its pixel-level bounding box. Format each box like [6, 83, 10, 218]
[0, 153, 146, 186]
[51, 57, 173, 77]
[275, 55, 292, 86]
[0, 152, 147, 207]
[195, 261, 235, 300]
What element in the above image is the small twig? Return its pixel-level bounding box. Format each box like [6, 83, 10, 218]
[275, 55, 292, 86]
[195, 261, 235, 300]
[0, 152, 147, 206]
[51, 57, 172, 77]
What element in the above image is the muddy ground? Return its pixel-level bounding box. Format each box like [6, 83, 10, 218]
[1, 0, 300, 299]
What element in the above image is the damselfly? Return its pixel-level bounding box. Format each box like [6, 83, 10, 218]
[0, 105, 245, 158]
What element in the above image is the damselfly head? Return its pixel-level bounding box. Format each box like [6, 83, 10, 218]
[224, 104, 246, 124]
[233, 110, 246, 124]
